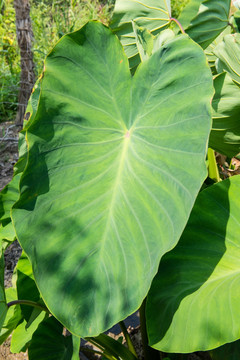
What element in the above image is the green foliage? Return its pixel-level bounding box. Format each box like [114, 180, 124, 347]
[1, 1, 240, 360]
[0, 0, 20, 122]
[0, 0, 114, 123]
[171, 0, 190, 18]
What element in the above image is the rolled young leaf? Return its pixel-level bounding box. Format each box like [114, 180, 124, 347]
[12, 21, 213, 337]
[146, 175, 240, 352]
[110, 0, 171, 69]
[209, 72, 240, 157]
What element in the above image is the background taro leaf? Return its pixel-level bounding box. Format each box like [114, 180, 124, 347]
[178, 0, 231, 49]
[10, 311, 46, 353]
[210, 339, 240, 360]
[28, 317, 80, 360]
[204, 26, 231, 72]
[214, 33, 240, 85]
[110, 0, 171, 70]
[12, 21, 213, 337]
[146, 175, 240, 353]
[0, 287, 22, 345]
[209, 72, 240, 157]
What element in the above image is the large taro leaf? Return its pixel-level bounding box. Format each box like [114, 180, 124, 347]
[209, 72, 240, 157]
[11, 21, 213, 337]
[178, 0, 231, 49]
[110, 0, 171, 69]
[214, 33, 240, 85]
[146, 175, 240, 352]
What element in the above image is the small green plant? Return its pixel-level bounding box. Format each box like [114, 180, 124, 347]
[1, 1, 240, 360]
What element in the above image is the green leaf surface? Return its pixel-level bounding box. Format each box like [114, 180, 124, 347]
[209, 72, 240, 157]
[214, 33, 240, 85]
[16, 252, 41, 322]
[146, 175, 240, 352]
[110, 0, 171, 69]
[12, 22, 213, 337]
[28, 317, 80, 360]
[0, 287, 22, 345]
[179, 0, 231, 49]
[0, 81, 40, 243]
[10, 311, 46, 353]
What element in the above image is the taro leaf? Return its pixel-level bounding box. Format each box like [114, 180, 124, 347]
[214, 33, 240, 85]
[146, 175, 240, 352]
[0, 175, 20, 243]
[16, 251, 41, 322]
[178, 0, 231, 49]
[132, 21, 154, 62]
[209, 72, 240, 157]
[210, 339, 240, 360]
[12, 21, 213, 337]
[10, 311, 46, 353]
[110, 0, 171, 69]
[0, 287, 22, 345]
[28, 316, 80, 360]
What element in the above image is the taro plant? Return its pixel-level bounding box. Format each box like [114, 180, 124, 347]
[1, 0, 240, 359]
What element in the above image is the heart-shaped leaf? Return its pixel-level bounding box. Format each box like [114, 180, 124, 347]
[111, 0, 171, 69]
[146, 175, 240, 352]
[12, 21, 213, 337]
[209, 72, 240, 157]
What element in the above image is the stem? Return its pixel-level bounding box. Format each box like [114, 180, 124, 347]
[228, 22, 237, 33]
[170, 17, 185, 34]
[207, 148, 221, 182]
[139, 299, 160, 360]
[119, 321, 138, 358]
[7, 300, 49, 313]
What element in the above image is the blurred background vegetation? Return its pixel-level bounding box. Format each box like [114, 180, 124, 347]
[0, 0, 189, 123]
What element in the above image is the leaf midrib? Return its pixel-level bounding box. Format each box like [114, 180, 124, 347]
[99, 134, 130, 256]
